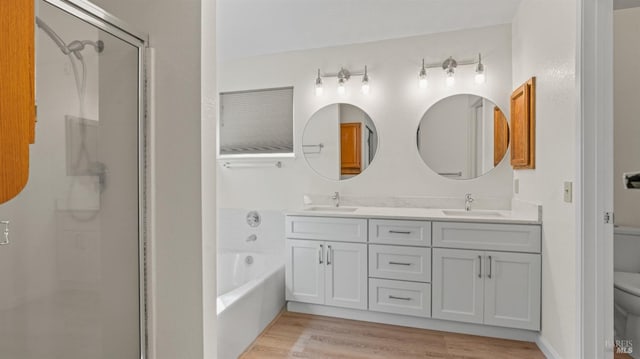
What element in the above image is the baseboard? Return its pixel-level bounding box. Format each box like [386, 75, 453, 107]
[536, 335, 561, 359]
[288, 301, 539, 342]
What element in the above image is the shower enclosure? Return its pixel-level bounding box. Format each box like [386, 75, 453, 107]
[0, 1, 147, 358]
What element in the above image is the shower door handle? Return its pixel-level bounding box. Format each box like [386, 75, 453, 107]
[0, 221, 9, 245]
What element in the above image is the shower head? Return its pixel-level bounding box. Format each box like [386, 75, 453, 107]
[36, 17, 104, 59]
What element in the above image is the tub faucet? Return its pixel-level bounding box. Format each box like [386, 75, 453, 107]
[465, 193, 474, 212]
[331, 192, 340, 207]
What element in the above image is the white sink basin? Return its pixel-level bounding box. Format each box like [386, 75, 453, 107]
[304, 206, 358, 213]
[442, 209, 505, 217]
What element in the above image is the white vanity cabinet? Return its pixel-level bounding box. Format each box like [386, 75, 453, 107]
[432, 222, 542, 331]
[285, 217, 368, 310]
[285, 213, 542, 336]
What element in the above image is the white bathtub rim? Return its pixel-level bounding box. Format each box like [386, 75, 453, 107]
[217, 263, 284, 316]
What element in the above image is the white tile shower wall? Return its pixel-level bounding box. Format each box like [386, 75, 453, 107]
[218, 209, 285, 255]
[218, 24, 514, 211]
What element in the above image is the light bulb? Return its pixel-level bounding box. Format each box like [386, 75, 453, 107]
[418, 59, 428, 89]
[361, 65, 370, 94]
[419, 77, 428, 89]
[446, 73, 455, 87]
[475, 53, 485, 84]
[361, 82, 370, 95]
[337, 82, 346, 95]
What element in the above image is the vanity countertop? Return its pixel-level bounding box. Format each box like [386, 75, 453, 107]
[285, 205, 541, 225]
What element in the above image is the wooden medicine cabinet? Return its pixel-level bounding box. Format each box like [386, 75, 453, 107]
[0, 0, 36, 204]
[510, 77, 536, 169]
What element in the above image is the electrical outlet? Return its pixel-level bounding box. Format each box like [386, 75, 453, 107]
[564, 181, 573, 203]
[514, 179, 519, 194]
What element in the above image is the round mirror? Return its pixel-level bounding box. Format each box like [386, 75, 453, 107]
[417, 94, 509, 180]
[303, 103, 379, 181]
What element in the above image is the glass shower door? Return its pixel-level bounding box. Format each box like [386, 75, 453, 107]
[0, 1, 144, 358]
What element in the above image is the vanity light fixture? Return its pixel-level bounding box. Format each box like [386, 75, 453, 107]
[315, 69, 323, 96]
[418, 59, 428, 89]
[418, 53, 486, 89]
[475, 53, 486, 84]
[361, 66, 370, 94]
[313, 66, 370, 96]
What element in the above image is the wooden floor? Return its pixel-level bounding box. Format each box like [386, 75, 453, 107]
[240, 311, 546, 359]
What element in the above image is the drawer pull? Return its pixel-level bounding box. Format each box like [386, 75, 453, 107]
[388, 295, 411, 301]
[319, 244, 324, 264]
[389, 230, 412, 235]
[478, 255, 482, 278]
[389, 261, 412, 266]
[327, 245, 332, 265]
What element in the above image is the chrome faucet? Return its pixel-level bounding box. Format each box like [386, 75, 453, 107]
[331, 192, 340, 207]
[464, 193, 474, 212]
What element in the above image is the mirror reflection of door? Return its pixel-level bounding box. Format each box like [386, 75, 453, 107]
[341, 122, 361, 175]
[417, 94, 509, 180]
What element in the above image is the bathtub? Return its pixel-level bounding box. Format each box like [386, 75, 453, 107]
[217, 251, 285, 359]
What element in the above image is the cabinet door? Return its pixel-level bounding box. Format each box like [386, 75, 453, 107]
[286, 239, 325, 304]
[432, 248, 484, 324]
[325, 241, 367, 309]
[484, 252, 541, 330]
[510, 77, 536, 169]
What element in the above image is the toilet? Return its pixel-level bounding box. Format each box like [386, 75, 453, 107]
[614, 271, 640, 358]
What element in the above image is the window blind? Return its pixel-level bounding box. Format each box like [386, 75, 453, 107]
[219, 87, 294, 155]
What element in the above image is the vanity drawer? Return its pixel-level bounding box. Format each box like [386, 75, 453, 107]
[432, 222, 541, 253]
[369, 219, 431, 246]
[369, 245, 431, 282]
[285, 216, 367, 243]
[369, 278, 431, 318]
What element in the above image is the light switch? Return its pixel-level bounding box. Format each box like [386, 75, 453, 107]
[514, 179, 519, 194]
[564, 181, 573, 203]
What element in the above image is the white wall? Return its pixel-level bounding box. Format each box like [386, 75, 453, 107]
[613, 8, 640, 228]
[218, 24, 514, 210]
[511, 0, 578, 357]
[88, 0, 212, 358]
